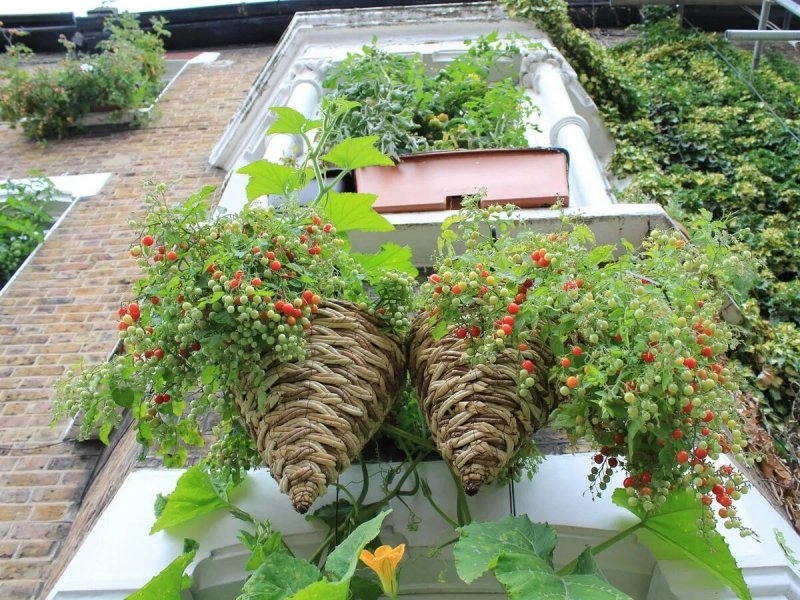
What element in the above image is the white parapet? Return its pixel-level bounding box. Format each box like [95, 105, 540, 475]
[47, 454, 800, 600]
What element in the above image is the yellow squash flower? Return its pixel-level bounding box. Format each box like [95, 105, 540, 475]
[359, 543, 405, 599]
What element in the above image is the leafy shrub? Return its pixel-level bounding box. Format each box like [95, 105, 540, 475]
[0, 13, 169, 140]
[323, 33, 537, 159]
[0, 177, 57, 288]
[500, 0, 641, 119]
[761, 279, 800, 327]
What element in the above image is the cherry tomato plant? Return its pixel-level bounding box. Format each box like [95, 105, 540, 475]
[420, 194, 758, 537]
[53, 97, 417, 480]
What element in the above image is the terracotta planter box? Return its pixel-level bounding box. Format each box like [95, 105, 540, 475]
[355, 148, 569, 213]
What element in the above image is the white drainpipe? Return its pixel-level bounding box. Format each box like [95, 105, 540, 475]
[216, 63, 326, 216]
[264, 65, 325, 163]
[522, 51, 611, 208]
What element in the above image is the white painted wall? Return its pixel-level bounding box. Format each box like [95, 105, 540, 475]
[48, 455, 800, 599]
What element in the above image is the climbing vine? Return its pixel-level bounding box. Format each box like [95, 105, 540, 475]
[603, 14, 800, 444]
[500, 0, 641, 119]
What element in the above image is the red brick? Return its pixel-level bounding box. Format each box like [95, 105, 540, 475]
[3, 472, 61, 487]
[0, 579, 41, 600]
[16, 541, 56, 559]
[0, 559, 50, 581]
[0, 488, 31, 504]
[13, 456, 49, 471]
[8, 522, 70, 541]
[0, 505, 31, 522]
[30, 504, 72, 522]
[0, 542, 18, 560]
[30, 486, 82, 503]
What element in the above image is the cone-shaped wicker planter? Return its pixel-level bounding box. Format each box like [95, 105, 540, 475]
[234, 300, 406, 513]
[410, 313, 558, 495]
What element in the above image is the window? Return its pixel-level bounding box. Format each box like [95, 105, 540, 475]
[0, 173, 110, 294]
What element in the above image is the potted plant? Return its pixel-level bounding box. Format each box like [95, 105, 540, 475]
[323, 34, 570, 212]
[413, 193, 756, 536]
[0, 13, 169, 141]
[53, 98, 418, 513]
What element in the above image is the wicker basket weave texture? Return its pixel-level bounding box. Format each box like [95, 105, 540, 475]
[234, 300, 405, 513]
[410, 313, 557, 494]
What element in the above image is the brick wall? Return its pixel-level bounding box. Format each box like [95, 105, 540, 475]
[0, 46, 270, 600]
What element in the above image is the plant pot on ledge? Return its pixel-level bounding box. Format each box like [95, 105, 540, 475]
[354, 148, 569, 213]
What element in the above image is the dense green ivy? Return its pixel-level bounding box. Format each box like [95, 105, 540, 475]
[605, 15, 800, 445]
[500, 0, 641, 119]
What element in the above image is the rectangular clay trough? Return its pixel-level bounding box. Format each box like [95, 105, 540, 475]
[355, 148, 570, 213]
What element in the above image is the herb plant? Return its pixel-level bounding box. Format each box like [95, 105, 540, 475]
[603, 14, 800, 451]
[130, 464, 753, 600]
[53, 98, 417, 482]
[323, 33, 537, 159]
[420, 196, 756, 535]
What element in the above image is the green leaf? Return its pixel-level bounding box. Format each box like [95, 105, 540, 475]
[431, 320, 448, 340]
[352, 243, 418, 279]
[329, 98, 361, 118]
[322, 136, 394, 171]
[568, 547, 608, 582]
[200, 365, 217, 385]
[493, 552, 561, 596]
[307, 499, 354, 530]
[245, 531, 284, 571]
[775, 529, 800, 566]
[626, 419, 643, 456]
[150, 466, 231, 534]
[288, 579, 349, 600]
[177, 420, 204, 447]
[137, 420, 153, 444]
[111, 386, 135, 408]
[237, 160, 305, 201]
[348, 575, 383, 600]
[588, 245, 616, 266]
[612, 489, 751, 600]
[324, 192, 394, 233]
[454, 515, 557, 583]
[268, 107, 321, 135]
[125, 547, 196, 600]
[325, 510, 391, 582]
[494, 554, 631, 600]
[153, 493, 168, 519]
[560, 575, 634, 599]
[99, 422, 113, 445]
[238, 552, 321, 600]
[620, 239, 635, 254]
[163, 447, 188, 468]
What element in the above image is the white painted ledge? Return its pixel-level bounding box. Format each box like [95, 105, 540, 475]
[48, 454, 800, 600]
[349, 202, 675, 265]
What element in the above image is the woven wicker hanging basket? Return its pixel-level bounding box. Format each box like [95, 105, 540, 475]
[409, 312, 558, 495]
[234, 300, 406, 513]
